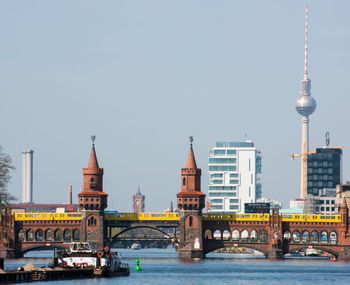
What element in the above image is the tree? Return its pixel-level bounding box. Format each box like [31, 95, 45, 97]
[0, 146, 16, 204]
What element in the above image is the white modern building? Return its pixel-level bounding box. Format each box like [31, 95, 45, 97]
[22, 150, 34, 203]
[208, 141, 262, 213]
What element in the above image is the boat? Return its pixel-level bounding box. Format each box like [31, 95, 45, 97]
[329, 256, 338, 262]
[57, 242, 129, 277]
[131, 242, 141, 250]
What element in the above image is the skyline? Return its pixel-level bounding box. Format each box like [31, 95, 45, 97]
[2, 1, 350, 211]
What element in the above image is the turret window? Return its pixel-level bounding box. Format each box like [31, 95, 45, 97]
[189, 216, 193, 227]
[183, 178, 186, 186]
[90, 178, 96, 188]
[87, 216, 97, 227]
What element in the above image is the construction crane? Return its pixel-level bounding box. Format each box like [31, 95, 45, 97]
[291, 145, 343, 214]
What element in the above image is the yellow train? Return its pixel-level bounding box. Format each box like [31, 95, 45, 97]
[203, 213, 270, 222]
[203, 213, 341, 223]
[281, 214, 341, 223]
[13, 212, 341, 223]
[104, 212, 179, 221]
[14, 213, 82, 221]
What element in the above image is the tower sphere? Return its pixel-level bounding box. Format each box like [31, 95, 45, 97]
[295, 95, 316, 116]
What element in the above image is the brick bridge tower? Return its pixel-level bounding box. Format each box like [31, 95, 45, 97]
[177, 137, 206, 259]
[78, 136, 107, 250]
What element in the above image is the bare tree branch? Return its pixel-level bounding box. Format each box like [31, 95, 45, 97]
[0, 146, 16, 204]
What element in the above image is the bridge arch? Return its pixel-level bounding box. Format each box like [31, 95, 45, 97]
[204, 229, 212, 239]
[111, 225, 173, 240]
[288, 246, 340, 258]
[35, 229, 43, 241]
[21, 245, 68, 255]
[204, 243, 268, 256]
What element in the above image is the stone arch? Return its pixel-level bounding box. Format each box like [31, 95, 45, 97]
[311, 231, 319, 243]
[223, 229, 230, 240]
[73, 229, 80, 241]
[213, 229, 221, 240]
[26, 229, 34, 241]
[283, 231, 291, 242]
[54, 229, 62, 241]
[259, 230, 267, 242]
[320, 231, 328, 244]
[63, 229, 71, 241]
[330, 231, 337, 245]
[18, 229, 24, 242]
[112, 226, 172, 240]
[241, 230, 249, 242]
[232, 230, 239, 241]
[45, 229, 53, 241]
[292, 231, 300, 243]
[35, 229, 43, 241]
[204, 229, 212, 239]
[302, 231, 310, 243]
[250, 230, 258, 242]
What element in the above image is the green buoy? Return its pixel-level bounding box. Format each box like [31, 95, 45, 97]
[135, 257, 141, 271]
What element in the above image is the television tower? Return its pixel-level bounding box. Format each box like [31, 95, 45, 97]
[295, 4, 316, 205]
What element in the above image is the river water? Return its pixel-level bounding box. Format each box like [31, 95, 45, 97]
[5, 248, 350, 285]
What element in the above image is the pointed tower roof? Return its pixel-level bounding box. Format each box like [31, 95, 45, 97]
[88, 136, 99, 168]
[185, 137, 197, 169]
[169, 201, 173, 213]
[88, 146, 99, 168]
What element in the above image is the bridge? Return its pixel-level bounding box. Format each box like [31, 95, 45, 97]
[2, 140, 350, 259]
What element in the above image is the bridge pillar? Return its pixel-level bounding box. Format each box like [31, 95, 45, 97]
[338, 246, 350, 260]
[78, 138, 108, 250]
[177, 138, 206, 259]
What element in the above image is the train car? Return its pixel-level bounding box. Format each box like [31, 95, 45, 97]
[138, 213, 179, 221]
[104, 212, 137, 221]
[14, 212, 82, 221]
[281, 214, 341, 223]
[202, 213, 269, 222]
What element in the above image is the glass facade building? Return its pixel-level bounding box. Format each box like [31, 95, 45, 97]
[307, 148, 342, 196]
[208, 141, 262, 213]
[305, 148, 342, 215]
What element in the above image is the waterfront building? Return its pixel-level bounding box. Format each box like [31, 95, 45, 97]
[132, 186, 145, 213]
[307, 147, 342, 196]
[208, 141, 262, 213]
[290, 198, 304, 209]
[257, 197, 282, 210]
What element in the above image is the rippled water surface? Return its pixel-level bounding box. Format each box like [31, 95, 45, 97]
[5, 248, 350, 285]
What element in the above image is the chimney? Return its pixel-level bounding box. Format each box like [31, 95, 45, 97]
[69, 185, 72, 205]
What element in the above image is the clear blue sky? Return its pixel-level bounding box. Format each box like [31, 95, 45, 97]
[1, 1, 349, 211]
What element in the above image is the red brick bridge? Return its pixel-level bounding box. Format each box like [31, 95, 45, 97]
[2, 141, 350, 259]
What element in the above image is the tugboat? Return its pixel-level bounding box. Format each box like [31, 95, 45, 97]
[57, 242, 129, 277]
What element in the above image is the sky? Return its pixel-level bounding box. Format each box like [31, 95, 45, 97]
[1, 1, 350, 212]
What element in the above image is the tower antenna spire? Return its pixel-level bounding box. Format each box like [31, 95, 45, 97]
[304, 4, 309, 80]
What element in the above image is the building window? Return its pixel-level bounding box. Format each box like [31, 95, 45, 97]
[214, 150, 226, 156]
[229, 180, 239, 184]
[209, 166, 236, 171]
[229, 199, 238, 203]
[208, 192, 236, 197]
[211, 199, 223, 203]
[212, 179, 223, 184]
[211, 173, 223, 178]
[212, 205, 223, 210]
[230, 205, 239, 210]
[209, 158, 236, 164]
[227, 150, 236, 155]
[230, 173, 239, 178]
